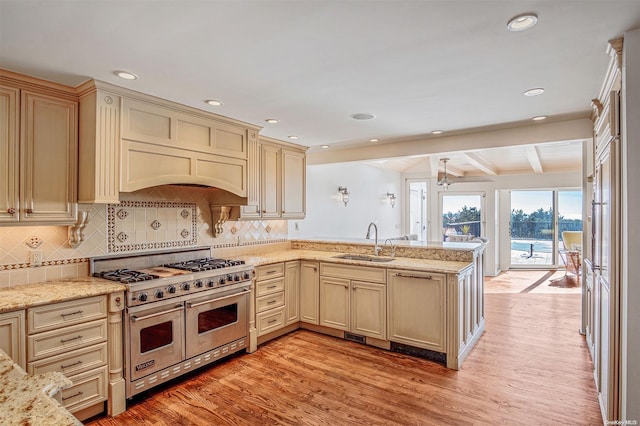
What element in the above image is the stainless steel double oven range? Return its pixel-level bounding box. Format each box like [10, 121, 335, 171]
[92, 247, 253, 398]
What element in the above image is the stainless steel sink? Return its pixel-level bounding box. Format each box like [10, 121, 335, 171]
[332, 254, 395, 262]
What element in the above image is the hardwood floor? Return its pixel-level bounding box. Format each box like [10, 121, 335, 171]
[87, 284, 601, 425]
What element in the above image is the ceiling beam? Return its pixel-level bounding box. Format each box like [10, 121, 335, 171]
[429, 157, 439, 179]
[463, 152, 498, 175]
[442, 162, 464, 177]
[525, 145, 544, 173]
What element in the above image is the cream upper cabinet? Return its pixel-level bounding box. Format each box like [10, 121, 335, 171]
[0, 86, 19, 223]
[260, 143, 281, 218]
[241, 137, 307, 220]
[0, 310, 26, 369]
[1, 71, 78, 224]
[281, 148, 306, 218]
[299, 261, 320, 324]
[387, 270, 446, 352]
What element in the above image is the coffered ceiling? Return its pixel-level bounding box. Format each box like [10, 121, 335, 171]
[1, 1, 638, 176]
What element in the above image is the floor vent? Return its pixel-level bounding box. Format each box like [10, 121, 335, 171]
[390, 342, 446, 365]
[344, 332, 366, 344]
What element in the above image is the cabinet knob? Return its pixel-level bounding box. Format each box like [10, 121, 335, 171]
[262, 210, 266, 214]
[25, 208, 33, 214]
[7, 207, 16, 215]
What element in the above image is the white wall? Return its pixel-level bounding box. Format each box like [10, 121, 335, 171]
[288, 163, 402, 240]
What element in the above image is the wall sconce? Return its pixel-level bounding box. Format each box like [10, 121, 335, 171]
[386, 192, 396, 208]
[338, 186, 350, 206]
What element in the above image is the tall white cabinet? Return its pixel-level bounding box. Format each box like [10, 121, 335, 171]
[588, 38, 622, 423]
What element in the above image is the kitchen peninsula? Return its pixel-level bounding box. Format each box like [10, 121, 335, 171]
[239, 237, 486, 370]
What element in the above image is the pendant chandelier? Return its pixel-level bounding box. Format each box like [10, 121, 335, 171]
[437, 158, 453, 190]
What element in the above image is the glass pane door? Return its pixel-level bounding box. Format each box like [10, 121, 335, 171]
[441, 194, 483, 241]
[407, 180, 427, 241]
[510, 190, 555, 267]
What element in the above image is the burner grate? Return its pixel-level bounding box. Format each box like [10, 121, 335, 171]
[164, 258, 246, 272]
[95, 269, 160, 284]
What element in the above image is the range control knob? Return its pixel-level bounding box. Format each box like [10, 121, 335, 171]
[194, 280, 203, 288]
[137, 292, 148, 302]
[219, 277, 226, 285]
[154, 289, 164, 299]
[226, 274, 233, 282]
[167, 285, 177, 294]
[234, 274, 240, 282]
[242, 272, 250, 280]
[181, 282, 191, 291]
[207, 279, 215, 288]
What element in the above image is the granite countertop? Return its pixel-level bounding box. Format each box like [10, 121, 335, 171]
[236, 249, 472, 274]
[0, 349, 81, 426]
[293, 237, 485, 251]
[0, 276, 125, 314]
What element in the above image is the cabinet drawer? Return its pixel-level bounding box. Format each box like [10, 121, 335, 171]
[320, 263, 386, 284]
[28, 319, 107, 362]
[28, 342, 107, 377]
[28, 296, 107, 334]
[62, 365, 108, 414]
[255, 263, 285, 281]
[256, 276, 285, 297]
[256, 291, 285, 313]
[256, 306, 285, 336]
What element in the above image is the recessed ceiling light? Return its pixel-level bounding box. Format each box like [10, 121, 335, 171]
[524, 88, 545, 96]
[369, 138, 379, 142]
[507, 13, 538, 32]
[205, 99, 223, 106]
[321, 145, 330, 149]
[532, 115, 548, 121]
[114, 71, 138, 80]
[288, 136, 299, 140]
[431, 130, 444, 135]
[265, 119, 279, 124]
[349, 113, 375, 120]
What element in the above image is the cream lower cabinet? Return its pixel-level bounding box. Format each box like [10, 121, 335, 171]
[0, 310, 26, 369]
[299, 261, 320, 324]
[319, 263, 386, 340]
[387, 270, 446, 353]
[26, 293, 126, 421]
[1, 71, 78, 224]
[255, 263, 286, 337]
[284, 261, 300, 325]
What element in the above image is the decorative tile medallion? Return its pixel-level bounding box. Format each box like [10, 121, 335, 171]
[107, 201, 198, 253]
[117, 209, 129, 220]
[25, 235, 43, 249]
[117, 232, 129, 242]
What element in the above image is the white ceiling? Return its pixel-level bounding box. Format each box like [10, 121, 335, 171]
[1, 1, 638, 176]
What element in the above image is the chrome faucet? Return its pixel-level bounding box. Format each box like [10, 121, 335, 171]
[366, 222, 380, 256]
[384, 239, 396, 257]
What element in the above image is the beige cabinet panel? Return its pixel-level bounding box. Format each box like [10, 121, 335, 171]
[285, 261, 300, 325]
[256, 291, 285, 313]
[256, 306, 285, 336]
[255, 263, 285, 281]
[0, 310, 25, 369]
[319, 276, 350, 331]
[320, 263, 385, 284]
[28, 342, 108, 377]
[28, 318, 107, 362]
[300, 261, 320, 324]
[260, 143, 280, 218]
[387, 270, 446, 352]
[0, 86, 19, 223]
[281, 149, 306, 218]
[62, 365, 108, 414]
[351, 281, 386, 340]
[20, 90, 77, 223]
[28, 295, 107, 334]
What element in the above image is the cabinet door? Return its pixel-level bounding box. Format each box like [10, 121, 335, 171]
[351, 281, 386, 340]
[20, 91, 77, 223]
[319, 276, 350, 331]
[285, 261, 300, 325]
[0, 310, 26, 369]
[260, 144, 280, 218]
[300, 261, 319, 324]
[0, 86, 19, 222]
[281, 148, 305, 218]
[387, 270, 446, 352]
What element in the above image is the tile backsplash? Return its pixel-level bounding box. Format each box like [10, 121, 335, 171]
[0, 185, 288, 287]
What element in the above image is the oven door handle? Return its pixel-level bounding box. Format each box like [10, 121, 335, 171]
[186, 289, 251, 309]
[130, 304, 184, 322]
